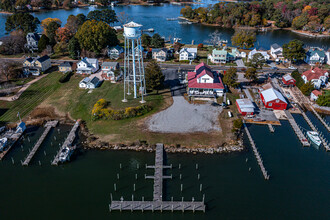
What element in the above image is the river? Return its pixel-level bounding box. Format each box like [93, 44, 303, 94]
[0, 113, 329, 219]
[0, 3, 329, 49]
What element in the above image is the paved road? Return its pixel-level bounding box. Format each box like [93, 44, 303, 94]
[235, 59, 246, 68]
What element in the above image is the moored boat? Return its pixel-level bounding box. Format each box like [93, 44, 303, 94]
[59, 146, 75, 163]
[0, 137, 8, 151]
[307, 131, 321, 146]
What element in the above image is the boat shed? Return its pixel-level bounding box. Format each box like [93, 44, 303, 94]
[260, 88, 288, 110]
[282, 74, 296, 86]
[236, 99, 255, 116]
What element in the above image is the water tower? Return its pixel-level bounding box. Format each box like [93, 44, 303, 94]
[122, 21, 146, 103]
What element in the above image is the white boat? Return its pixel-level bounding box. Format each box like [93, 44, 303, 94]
[0, 137, 8, 151]
[307, 131, 322, 146]
[59, 146, 74, 162]
[0, 126, 5, 134]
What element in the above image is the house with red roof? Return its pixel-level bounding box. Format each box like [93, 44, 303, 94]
[282, 74, 296, 86]
[310, 90, 322, 101]
[301, 67, 328, 89]
[187, 62, 225, 97]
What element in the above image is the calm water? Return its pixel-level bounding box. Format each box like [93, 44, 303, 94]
[0, 4, 330, 49]
[0, 113, 329, 219]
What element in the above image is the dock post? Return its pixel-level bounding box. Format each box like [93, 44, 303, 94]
[179, 163, 181, 169]
[181, 184, 183, 192]
[172, 204, 174, 212]
[44, 151, 46, 156]
[198, 173, 200, 180]
[142, 196, 144, 202]
[109, 204, 111, 212]
[120, 163, 122, 169]
[171, 196, 173, 202]
[196, 163, 198, 170]
[137, 164, 139, 169]
[117, 173, 120, 179]
[132, 194, 134, 201]
[110, 193, 113, 202]
[11, 157, 14, 164]
[39, 160, 41, 166]
[193, 204, 195, 213]
[200, 184, 202, 192]
[135, 173, 137, 180]
[133, 184, 136, 192]
[203, 194, 205, 203]
[114, 183, 117, 191]
[180, 174, 182, 180]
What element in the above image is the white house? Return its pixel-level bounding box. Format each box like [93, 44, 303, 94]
[270, 43, 283, 60]
[108, 45, 124, 59]
[101, 62, 120, 81]
[79, 77, 102, 89]
[302, 67, 329, 89]
[325, 51, 330, 65]
[76, 58, 99, 74]
[310, 90, 322, 101]
[304, 48, 326, 65]
[248, 48, 270, 60]
[179, 48, 197, 61]
[208, 48, 239, 64]
[25, 33, 42, 51]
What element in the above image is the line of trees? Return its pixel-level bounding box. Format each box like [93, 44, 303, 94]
[1, 9, 119, 57]
[180, 0, 330, 32]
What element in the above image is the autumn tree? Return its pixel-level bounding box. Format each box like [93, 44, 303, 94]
[145, 60, 164, 93]
[75, 20, 118, 54]
[231, 29, 256, 49]
[5, 13, 40, 34]
[41, 18, 62, 32]
[223, 67, 238, 88]
[292, 13, 308, 30]
[54, 41, 68, 55]
[245, 67, 258, 82]
[0, 30, 26, 55]
[282, 40, 305, 63]
[55, 27, 73, 43]
[65, 15, 80, 34]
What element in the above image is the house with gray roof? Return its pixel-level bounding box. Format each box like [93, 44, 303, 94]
[23, 55, 51, 76]
[152, 48, 171, 62]
[208, 48, 239, 64]
[79, 76, 102, 89]
[101, 62, 120, 81]
[304, 48, 326, 65]
[108, 45, 124, 59]
[179, 48, 197, 61]
[25, 33, 42, 51]
[270, 43, 283, 60]
[76, 57, 99, 74]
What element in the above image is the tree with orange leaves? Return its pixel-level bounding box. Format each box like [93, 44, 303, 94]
[55, 27, 73, 43]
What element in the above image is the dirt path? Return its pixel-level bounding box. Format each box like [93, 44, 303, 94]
[0, 75, 47, 101]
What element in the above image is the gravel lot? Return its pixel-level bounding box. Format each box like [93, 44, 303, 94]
[147, 96, 223, 133]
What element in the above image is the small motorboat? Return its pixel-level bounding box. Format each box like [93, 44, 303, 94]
[307, 131, 322, 146]
[0, 137, 8, 151]
[59, 146, 74, 163]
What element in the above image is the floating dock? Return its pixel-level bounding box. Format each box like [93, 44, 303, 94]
[267, 124, 275, 133]
[51, 120, 80, 166]
[284, 110, 310, 147]
[22, 121, 58, 166]
[109, 143, 206, 212]
[243, 122, 270, 180]
[301, 111, 329, 151]
[311, 107, 330, 132]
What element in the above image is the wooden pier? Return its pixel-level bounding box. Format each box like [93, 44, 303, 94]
[22, 121, 58, 166]
[267, 124, 275, 133]
[0, 132, 22, 160]
[51, 120, 80, 166]
[284, 110, 310, 147]
[243, 122, 270, 180]
[301, 111, 330, 151]
[311, 107, 330, 132]
[109, 143, 206, 212]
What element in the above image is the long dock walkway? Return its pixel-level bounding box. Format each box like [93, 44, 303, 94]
[301, 111, 330, 151]
[51, 120, 80, 166]
[22, 121, 58, 166]
[243, 122, 270, 180]
[311, 107, 330, 132]
[284, 110, 310, 147]
[109, 143, 206, 212]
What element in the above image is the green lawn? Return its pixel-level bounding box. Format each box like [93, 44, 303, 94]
[0, 72, 64, 123]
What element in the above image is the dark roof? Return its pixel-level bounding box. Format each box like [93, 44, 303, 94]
[258, 47, 267, 51]
[271, 43, 281, 50]
[195, 63, 213, 78]
[28, 33, 41, 41]
[59, 62, 72, 67]
[90, 77, 100, 85]
[153, 48, 168, 53]
[25, 57, 33, 63]
[37, 55, 50, 63]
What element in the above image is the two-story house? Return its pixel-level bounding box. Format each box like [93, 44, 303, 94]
[152, 48, 171, 62]
[101, 62, 120, 82]
[179, 48, 197, 61]
[208, 48, 238, 64]
[187, 62, 225, 97]
[25, 33, 42, 51]
[108, 45, 124, 59]
[248, 48, 270, 60]
[23, 55, 51, 76]
[304, 48, 326, 65]
[76, 57, 99, 74]
[58, 62, 75, 73]
[79, 76, 102, 89]
[270, 43, 283, 60]
[301, 67, 329, 89]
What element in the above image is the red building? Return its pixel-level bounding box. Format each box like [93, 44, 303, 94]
[260, 88, 288, 110]
[236, 99, 255, 116]
[282, 74, 296, 86]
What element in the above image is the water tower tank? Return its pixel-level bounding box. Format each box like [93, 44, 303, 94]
[123, 21, 142, 39]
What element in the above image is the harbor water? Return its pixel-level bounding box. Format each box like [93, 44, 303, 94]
[0, 4, 330, 49]
[0, 113, 329, 219]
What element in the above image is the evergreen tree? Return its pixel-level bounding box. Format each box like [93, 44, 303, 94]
[145, 60, 164, 93]
[223, 67, 238, 88]
[68, 37, 81, 59]
[151, 34, 164, 48]
[283, 40, 305, 63]
[38, 34, 50, 53]
[5, 13, 40, 34]
[231, 29, 256, 49]
[250, 53, 265, 68]
[245, 67, 258, 82]
[300, 81, 314, 96]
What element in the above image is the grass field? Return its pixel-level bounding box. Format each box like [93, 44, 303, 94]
[0, 72, 64, 123]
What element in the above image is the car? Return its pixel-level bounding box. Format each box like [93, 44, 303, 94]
[288, 66, 296, 70]
[271, 66, 278, 70]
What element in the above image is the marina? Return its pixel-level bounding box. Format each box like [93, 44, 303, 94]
[51, 120, 80, 165]
[284, 110, 310, 147]
[311, 107, 330, 132]
[243, 122, 270, 180]
[22, 121, 58, 166]
[0, 122, 26, 160]
[109, 143, 206, 212]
